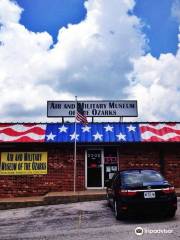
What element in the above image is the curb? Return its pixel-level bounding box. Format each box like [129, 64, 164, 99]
[44, 193, 106, 204]
[0, 194, 107, 210]
[0, 192, 179, 210]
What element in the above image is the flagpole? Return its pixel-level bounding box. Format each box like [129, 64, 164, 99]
[74, 96, 77, 192]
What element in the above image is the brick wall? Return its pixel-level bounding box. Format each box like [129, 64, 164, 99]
[0, 145, 85, 198]
[118, 143, 180, 188]
[163, 145, 180, 187]
[118, 144, 161, 171]
[0, 143, 179, 198]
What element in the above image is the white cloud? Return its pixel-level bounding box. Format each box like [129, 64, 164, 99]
[47, 0, 147, 98]
[0, 0, 179, 122]
[0, 0, 74, 121]
[126, 50, 180, 121]
[123, 0, 180, 121]
[0, 0, 22, 25]
[0, 0, 147, 121]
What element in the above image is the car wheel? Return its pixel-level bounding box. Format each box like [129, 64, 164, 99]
[114, 200, 121, 220]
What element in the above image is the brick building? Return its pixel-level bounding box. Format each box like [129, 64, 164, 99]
[0, 122, 179, 197]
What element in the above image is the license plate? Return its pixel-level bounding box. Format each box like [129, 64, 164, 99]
[144, 191, 156, 199]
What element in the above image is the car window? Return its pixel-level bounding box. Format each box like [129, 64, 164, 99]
[121, 172, 141, 186]
[121, 170, 164, 186]
[142, 170, 164, 182]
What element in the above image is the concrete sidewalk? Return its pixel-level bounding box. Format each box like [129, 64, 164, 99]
[0, 190, 107, 210]
[0, 189, 179, 210]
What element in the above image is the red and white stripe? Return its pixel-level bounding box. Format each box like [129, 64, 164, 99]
[0, 124, 46, 142]
[76, 113, 88, 124]
[140, 123, 180, 142]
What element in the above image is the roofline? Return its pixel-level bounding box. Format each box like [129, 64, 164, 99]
[0, 121, 180, 124]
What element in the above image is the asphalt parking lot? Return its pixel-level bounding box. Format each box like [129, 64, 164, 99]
[0, 199, 179, 240]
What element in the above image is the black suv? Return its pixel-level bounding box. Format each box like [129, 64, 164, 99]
[106, 169, 177, 219]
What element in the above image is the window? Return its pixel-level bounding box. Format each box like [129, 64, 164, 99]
[121, 170, 164, 186]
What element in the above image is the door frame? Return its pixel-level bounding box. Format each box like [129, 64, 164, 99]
[85, 148, 104, 189]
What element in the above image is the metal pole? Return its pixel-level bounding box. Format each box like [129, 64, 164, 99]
[119, 116, 123, 122]
[73, 96, 77, 192]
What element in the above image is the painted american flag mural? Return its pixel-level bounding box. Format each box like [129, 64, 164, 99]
[0, 123, 180, 143]
[140, 123, 180, 142]
[0, 124, 46, 142]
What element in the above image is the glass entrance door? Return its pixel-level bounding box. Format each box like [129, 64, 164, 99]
[86, 150, 103, 188]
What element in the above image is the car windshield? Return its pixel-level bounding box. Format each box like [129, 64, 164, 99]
[121, 170, 164, 186]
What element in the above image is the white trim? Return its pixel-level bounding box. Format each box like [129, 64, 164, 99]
[85, 148, 104, 189]
[85, 187, 103, 190]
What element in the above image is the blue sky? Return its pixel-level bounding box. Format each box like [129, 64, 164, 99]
[133, 0, 179, 57]
[16, 0, 87, 44]
[16, 0, 179, 58]
[0, 0, 180, 121]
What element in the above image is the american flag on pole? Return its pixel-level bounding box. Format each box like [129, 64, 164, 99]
[76, 103, 88, 124]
